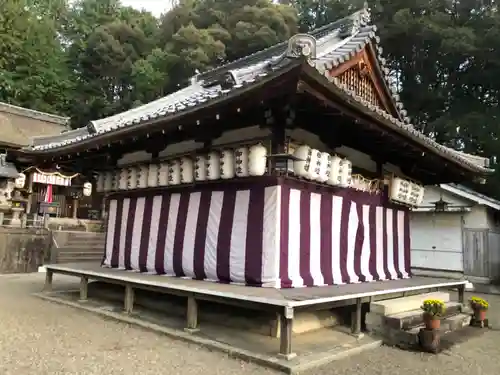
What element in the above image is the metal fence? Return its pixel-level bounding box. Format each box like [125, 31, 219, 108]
[463, 229, 500, 282]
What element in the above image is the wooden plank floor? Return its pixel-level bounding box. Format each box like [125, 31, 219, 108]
[46, 262, 466, 308]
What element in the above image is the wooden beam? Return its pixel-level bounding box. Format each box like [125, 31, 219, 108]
[297, 77, 473, 183]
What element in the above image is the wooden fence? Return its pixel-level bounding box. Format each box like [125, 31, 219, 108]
[463, 229, 500, 282]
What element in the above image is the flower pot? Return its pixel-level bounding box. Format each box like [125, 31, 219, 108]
[423, 313, 441, 330]
[474, 309, 486, 322]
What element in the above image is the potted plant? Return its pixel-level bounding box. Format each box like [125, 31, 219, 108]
[469, 296, 489, 322]
[421, 299, 446, 330]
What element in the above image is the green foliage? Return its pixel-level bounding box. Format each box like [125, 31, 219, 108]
[2, 0, 500, 197]
[470, 296, 489, 311]
[421, 299, 446, 318]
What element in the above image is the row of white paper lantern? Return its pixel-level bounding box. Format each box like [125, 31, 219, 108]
[389, 177, 425, 206]
[292, 145, 353, 187]
[95, 144, 268, 192]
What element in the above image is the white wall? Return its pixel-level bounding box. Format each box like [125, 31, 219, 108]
[411, 185, 495, 273]
[410, 212, 464, 271]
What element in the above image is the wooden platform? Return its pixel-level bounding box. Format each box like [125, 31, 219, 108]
[42, 262, 467, 361]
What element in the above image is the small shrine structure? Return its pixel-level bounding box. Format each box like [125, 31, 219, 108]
[10, 8, 492, 288]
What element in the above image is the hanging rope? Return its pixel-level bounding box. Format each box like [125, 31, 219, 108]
[21, 166, 80, 180]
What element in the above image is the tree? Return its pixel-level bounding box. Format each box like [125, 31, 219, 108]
[64, 0, 162, 125]
[0, 0, 71, 114]
[157, 0, 298, 91]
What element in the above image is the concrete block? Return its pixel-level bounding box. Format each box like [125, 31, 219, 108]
[385, 302, 462, 330]
[274, 310, 341, 337]
[370, 292, 451, 316]
[443, 314, 471, 331]
[365, 312, 384, 332]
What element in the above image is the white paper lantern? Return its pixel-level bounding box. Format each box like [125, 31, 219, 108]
[137, 165, 148, 188]
[96, 173, 105, 192]
[316, 152, 330, 183]
[248, 144, 267, 176]
[293, 145, 312, 178]
[103, 171, 113, 192]
[119, 168, 128, 190]
[147, 164, 159, 187]
[416, 185, 425, 206]
[14, 173, 26, 189]
[326, 156, 343, 186]
[194, 155, 207, 181]
[83, 182, 92, 197]
[390, 177, 411, 203]
[306, 149, 321, 180]
[339, 159, 352, 187]
[207, 152, 221, 180]
[158, 162, 169, 186]
[111, 170, 119, 191]
[168, 160, 181, 185]
[220, 149, 235, 179]
[127, 167, 138, 189]
[235, 147, 249, 177]
[408, 182, 425, 206]
[180, 157, 194, 184]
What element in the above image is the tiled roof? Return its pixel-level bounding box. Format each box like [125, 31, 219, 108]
[0, 102, 69, 148]
[30, 127, 92, 148]
[0, 102, 68, 126]
[440, 184, 500, 211]
[25, 8, 492, 175]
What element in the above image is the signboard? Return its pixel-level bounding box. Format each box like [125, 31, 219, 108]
[32, 172, 71, 186]
[38, 201, 59, 215]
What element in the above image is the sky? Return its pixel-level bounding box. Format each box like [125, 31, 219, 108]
[121, 0, 172, 17]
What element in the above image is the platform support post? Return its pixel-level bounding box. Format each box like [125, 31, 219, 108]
[79, 276, 88, 302]
[185, 295, 199, 333]
[44, 269, 53, 292]
[124, 284, 134, 314]
[278, 306, 296, 360]
[458, 284, 465, 305]
[351, 298, 362, 337]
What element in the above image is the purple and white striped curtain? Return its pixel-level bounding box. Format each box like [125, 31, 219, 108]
[102, 178, 410, 288]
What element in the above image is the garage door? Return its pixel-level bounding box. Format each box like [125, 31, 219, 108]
[410, 212, 463, 272]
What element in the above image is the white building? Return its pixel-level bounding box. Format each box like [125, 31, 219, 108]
[411, 184, 500, 284]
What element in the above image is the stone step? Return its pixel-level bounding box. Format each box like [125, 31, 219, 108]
[58, 251, 103, 257]
[64, 240, 105, 247]
[58, 245, 104, 252]
[370, 291, 451, 316]
[57, 253, 103, 262]
[386, 313, 472, 350]
[384, 302, 464, 330]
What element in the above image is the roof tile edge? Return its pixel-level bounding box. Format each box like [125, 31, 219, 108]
[0, 102, 69, 127]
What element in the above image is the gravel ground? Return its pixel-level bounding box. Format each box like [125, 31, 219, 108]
[0, 273, 499, 375]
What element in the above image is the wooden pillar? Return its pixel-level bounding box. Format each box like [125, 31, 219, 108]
[124, 284, 134, 314]
[72, 198, 79, 219]
[458, 284, 465, 305]
[268, 105, 288, 175]
[44, 269, 53, 292]
[185, 295, 199, 333]
[101, 194, 107, 220]
[26, 173, 34, 214]
[278, 307, 296, 360]
[79, 276, 88, 302]
[351, 298, 363, 336]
